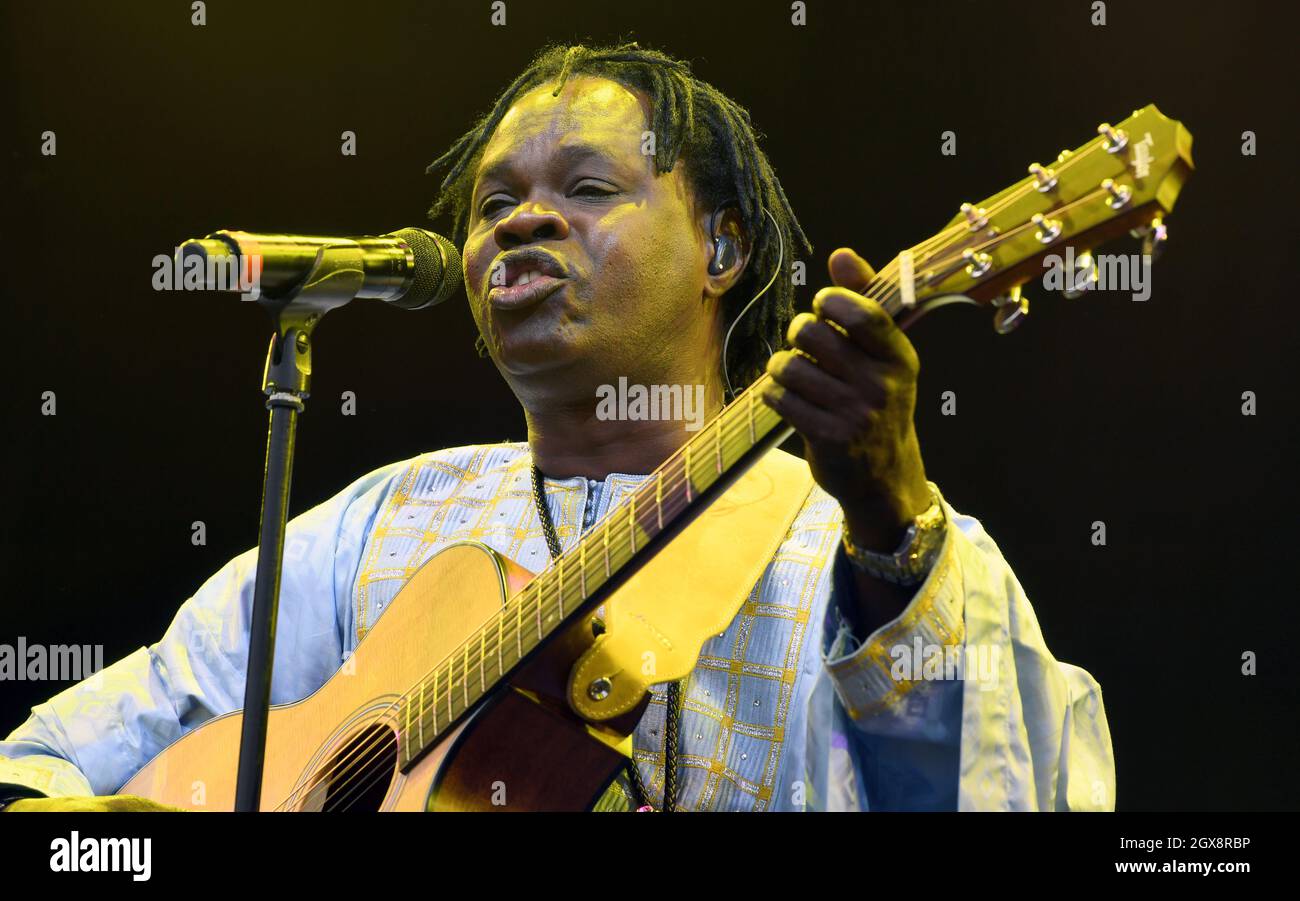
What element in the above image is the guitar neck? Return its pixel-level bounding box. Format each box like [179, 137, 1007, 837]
[390, 217, 1021, 767]
[389, 102, 1195, 770]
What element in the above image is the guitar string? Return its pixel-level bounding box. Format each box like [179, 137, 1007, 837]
[273, 145, 1124, 811]
[866, 140, 1110, 310]
[346, 143, 1120, 752]
[336, 135, 1119, 768]
[335, 150, 1120, 761]
[277, 175, 1118, 812]
[803, 139, 1108, 299]
[883, 186, 1120, 305]
[272, 135, 1124, 810]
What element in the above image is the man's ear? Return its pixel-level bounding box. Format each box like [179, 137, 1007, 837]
[701, 206, 751, 301]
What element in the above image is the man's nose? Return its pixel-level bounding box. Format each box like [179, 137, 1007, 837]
[494, 203, 569, 248]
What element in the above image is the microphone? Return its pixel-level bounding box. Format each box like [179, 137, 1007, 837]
[177, 228, 463, 310]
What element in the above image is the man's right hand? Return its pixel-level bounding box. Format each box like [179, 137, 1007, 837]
[4, 794, 184, 812]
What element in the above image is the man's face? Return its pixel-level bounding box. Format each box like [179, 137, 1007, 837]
[462, 75, 721, 400]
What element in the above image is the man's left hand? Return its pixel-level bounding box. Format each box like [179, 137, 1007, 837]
[761, 247, 933, 552]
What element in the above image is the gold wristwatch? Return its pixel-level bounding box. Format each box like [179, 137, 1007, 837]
[841, 482, 947, 586]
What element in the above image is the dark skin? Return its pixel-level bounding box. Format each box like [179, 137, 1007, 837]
[764, 254, 935, 636]
[5, 74, 931, 813]
[464, 76, 729, 478]
[465, 75, 933, 638]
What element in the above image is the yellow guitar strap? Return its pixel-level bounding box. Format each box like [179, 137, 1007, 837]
[567, 446, 817, 722]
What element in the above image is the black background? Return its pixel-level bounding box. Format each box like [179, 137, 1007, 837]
[2, 0, 1296, 810]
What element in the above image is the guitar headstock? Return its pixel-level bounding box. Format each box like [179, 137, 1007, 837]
[886, 103, 1194, 332]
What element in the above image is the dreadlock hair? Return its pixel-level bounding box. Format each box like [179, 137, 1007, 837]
[425, 41, 813, 396]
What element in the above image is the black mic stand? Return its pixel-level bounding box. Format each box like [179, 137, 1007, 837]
[233, 244, 369, 811]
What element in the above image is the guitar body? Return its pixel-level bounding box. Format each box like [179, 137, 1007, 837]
[119, 542, 629, 811]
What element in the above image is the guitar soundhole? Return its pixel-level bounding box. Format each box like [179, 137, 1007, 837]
[309, 723, 398, 812]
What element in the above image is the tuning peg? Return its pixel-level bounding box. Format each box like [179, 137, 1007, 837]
[1028, 162, 1058, 192]
[962, 248, 993, 277]
[1063, 250, 1098, 299]
[1130, 216, 1168, 261]
[992, 285, 1029, 334]
[1032, 212, 1062, 244]
[1102, 177, 1132, 209]
[960, 202, 989, 230]
[1097, 123, 1128, 153]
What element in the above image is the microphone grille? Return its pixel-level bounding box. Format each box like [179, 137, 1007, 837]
[390, 228, 463, 310]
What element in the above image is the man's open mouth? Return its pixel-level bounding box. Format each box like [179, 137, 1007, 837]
[488, 252, 570, 310]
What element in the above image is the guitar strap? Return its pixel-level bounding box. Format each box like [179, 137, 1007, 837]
[565, 445, 817, 723]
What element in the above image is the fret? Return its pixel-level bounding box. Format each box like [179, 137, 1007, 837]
[580, 541, 587, 598]
[558, 558, 565, 617]
[629, 495, 637, 554]
[431, 667, 439, 732]
[748, 390, 756, 444]
[496, 613, 503, 677]
[462, 644, 470, 708]
[443, 664, 452, 728]
[715, 420, 723, 474]
[479, 629, 486, 691]
[535, 582, 543, 640]
[516, 595, 523, 657]
[452, 651, 460, 715]
[603, 523, 611, 578]
[656, 471, 664, 530]
[685, 444, 693, 502]
[418, 675, 426, 748]
[405, 693, 412, 761]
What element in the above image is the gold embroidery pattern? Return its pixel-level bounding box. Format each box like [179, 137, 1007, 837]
[631, 494, 845, 812]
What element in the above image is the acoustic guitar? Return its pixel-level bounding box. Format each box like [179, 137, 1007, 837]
[121, 104, 1193, 811]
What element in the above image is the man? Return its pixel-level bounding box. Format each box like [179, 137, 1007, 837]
[0, 42, 1113, 811]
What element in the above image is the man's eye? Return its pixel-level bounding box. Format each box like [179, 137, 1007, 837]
[572, 184, 617, 199]
[479, 184, 616, 218]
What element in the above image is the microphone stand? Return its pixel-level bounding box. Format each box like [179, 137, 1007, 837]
[233, 244, 368, 812]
